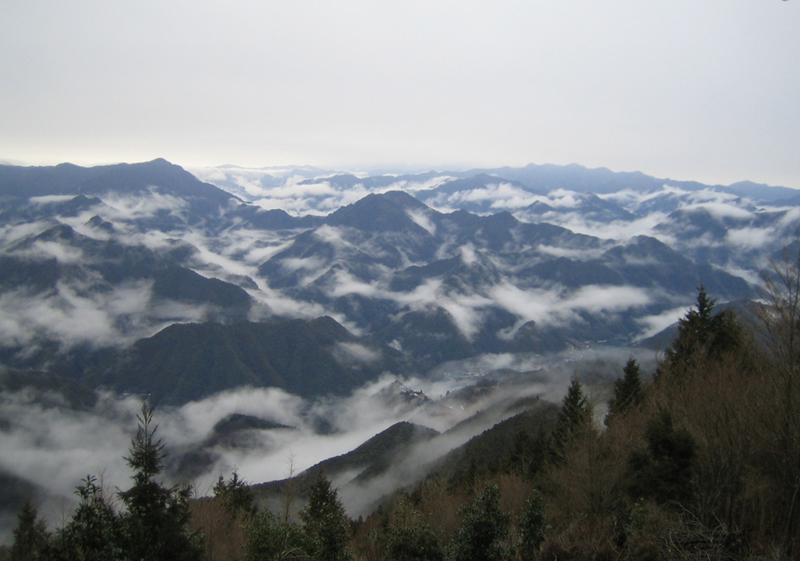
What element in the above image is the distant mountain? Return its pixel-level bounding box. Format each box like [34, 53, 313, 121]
[0, 158, 793, 408]
[252, 396, 557, 517]
[430, 402, 559, 482]
[256, 190, 754, 363]
[462, 163, 800, 201]
[254, 421, 440, 496]
[0, 158, 233, 204]
[85, 317, 401, 403]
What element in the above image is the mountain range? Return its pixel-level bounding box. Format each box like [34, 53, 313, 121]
[2, 157, 798, 542]
[1, 158, 797, 402]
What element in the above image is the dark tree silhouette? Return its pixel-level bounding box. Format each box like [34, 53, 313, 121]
[9, 502, 49, 561]
[449, 484, 509, 561]
[607, 358, 644, 423]
[117, 403, 203, 561]
[550, 379, 592, 462]
[627, 410, 696, 505]
[300, 475, 351, 561]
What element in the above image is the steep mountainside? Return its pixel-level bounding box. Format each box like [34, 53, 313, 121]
[86, 317, 401, 403]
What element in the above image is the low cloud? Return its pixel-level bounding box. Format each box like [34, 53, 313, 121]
[0, 337, 657, 541]
[490, 283, 651, 328]
[680, 201, 754, 221]
[536, 244, 605, 260]
[0, 280, 210, 352]
[635, 305, 691, 340]
[334, 342, 382, 364]
[99, 188, 189, 222]
[520, 211, 670, 242]
[28, 195, 78, 205]
[406, 209, 437, 235]
[725, 226, 774, 249]
[200, 171, 454, 216]
[11, 240, 85, 264]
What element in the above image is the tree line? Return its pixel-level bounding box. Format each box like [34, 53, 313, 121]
[5, 255, 800, 560]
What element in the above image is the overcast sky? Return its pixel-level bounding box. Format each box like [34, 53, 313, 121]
[1, 0, 798, 186]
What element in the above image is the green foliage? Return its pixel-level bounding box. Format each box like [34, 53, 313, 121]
[244, 511, 308, 561]
[509, 429, 548, 480]
[116, 402, 203, 561]
[448, 484, 509, 561]
[517, 490, 545, 561]
[350, 285, 798, 558]
[550, 379, 592, 462]
[607, 358, 643, 423]
[300, 475, 352, 561]
[214, 471, 256, 519]
[51, 475, 123, 561]
[663, 286, 745, 376]
[627, 410, 696, 506]
[384, 499, 443, 561]
[9, 502, 49, 561]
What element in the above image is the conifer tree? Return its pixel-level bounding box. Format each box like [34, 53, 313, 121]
[448, 484, 509, 561]
[550, 379, 592, 462]
[117, 403, 202, 561]
[518, 490, 545, 561]
[385, 499, 443, 561]
[244, 510, 307, 561]
[53, 475, 123, 561]
[626, 410, 696, 505]
[509, 430, 548, 479]
[607, 358, 643, 423]
[300, 475, 351, 561]
[214, 471, 256, 519]
[663, 286, 744, 376]
[9, 502, 49, 561]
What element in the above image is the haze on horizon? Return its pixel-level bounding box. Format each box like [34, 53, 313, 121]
[1, 0, 798, 187]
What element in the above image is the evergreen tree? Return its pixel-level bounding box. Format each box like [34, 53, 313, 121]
[510, 430, 548, 479]
[214, 471, 256, 519]
[300, 475, 351, 561]
[117, 403, 203, 561]
[244, 511, 307, 561]
[626, 410, 696, 505]
[664, 286, 716, 371]
[448, 484, 509, 561]
[385, 499, 443, 561]
[607, 358, 643, 423]
[517, 490, 545, 561]
[550, 379, 592, 462]
[52, 475, 123, 561]
[663, 286, 745, 376]
[9, 502, 49, 561]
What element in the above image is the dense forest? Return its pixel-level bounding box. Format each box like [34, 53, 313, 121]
[4, 255, 800, 561]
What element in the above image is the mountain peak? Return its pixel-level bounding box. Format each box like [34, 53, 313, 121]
[375, 190, 427, 209]
[325, 191, 433, 233]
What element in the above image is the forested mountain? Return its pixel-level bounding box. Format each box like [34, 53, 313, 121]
[2, 159, 799, 559]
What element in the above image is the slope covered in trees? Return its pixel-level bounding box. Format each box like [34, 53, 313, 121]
[6, 262, 800, 560]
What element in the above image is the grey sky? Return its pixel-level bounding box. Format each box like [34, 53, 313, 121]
[1, 0, 798, 186]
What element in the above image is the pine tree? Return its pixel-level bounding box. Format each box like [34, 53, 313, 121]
[117, 402, 203, 561]
[448, 484, 509, 561]
[385, 499, 443, 561]
[300, 474, 351, 561]
[664, 286, 716, 370]
[214, 471, 256, 519]
[244, 511, 307, 561]
[607, 358, 643, 423]
[52, 475, 123, 561]
[626, 410, 696, 505]
[550, 379, 592, 462]
[9, 502, 49, 561]
[663, 286, 745, 376]
[510, 430, 548, 479]
[517, 490, 545, 561]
